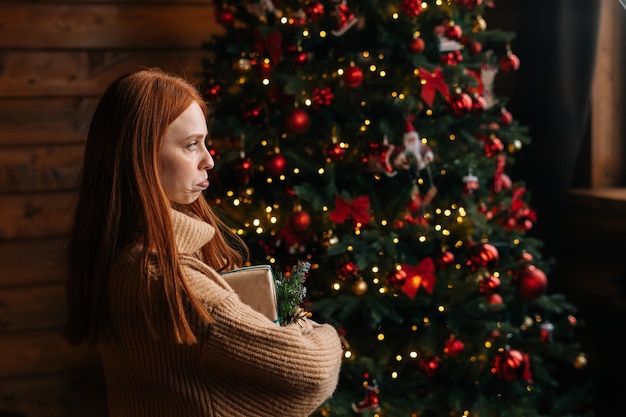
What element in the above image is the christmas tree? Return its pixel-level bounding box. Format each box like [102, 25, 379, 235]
[201, 1, 592, 415]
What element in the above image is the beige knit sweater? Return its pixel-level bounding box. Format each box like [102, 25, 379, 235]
[98, 209, 343, 416]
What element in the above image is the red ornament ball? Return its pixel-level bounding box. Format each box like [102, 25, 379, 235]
[409, 37, 425, 53]
[471, 95, 488, 113]
[284, 108, 311, 134]
[500, 108, 513, 125]
[467, 242, 499, 271]
[263, 153, 287, 176]
[216, 8, 235, 26]
[324, 143, 346, 162]
[305, 2, 325, 20]
[484, 136, 504, 157]
[493, 349, 529, 382]
[486, 293, 503, 305]
[343, 66, 364, 88]
[291, 210, 311, 232]
[500, 53, 520, 73]
[444, 24, 463, 40]
[436, 250, 455, 269]
[517, 265, 548, 300]
[449, 92, 473, 117]
[480, 274, 501, 295]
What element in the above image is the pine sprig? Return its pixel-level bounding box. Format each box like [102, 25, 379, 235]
[274, 260, 310, 326]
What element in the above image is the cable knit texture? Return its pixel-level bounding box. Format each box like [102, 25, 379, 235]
[98, 209, 343, 416]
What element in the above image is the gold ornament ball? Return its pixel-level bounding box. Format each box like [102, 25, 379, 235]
[352, 279, 368, 295]
[573, 354, 588, 369]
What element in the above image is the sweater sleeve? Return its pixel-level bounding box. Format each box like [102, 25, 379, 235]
[182, 261, 343, 415]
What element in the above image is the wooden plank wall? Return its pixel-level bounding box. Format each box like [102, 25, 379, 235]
[0, 1, 220, 416]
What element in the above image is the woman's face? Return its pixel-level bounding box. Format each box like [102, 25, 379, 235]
[158, 102, 214, 204]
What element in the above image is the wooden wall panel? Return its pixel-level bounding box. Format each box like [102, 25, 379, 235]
[0, 51, 211, 98]
[0, 330, 98, 378]
[0, 238, 66, 286]
[0, 192, 74, 240]
[0, 4, 222, 49]
[0, 98, 96, 145]
[0, 368, 107, 417]
[0, 283, 66, 332]
[0, 145, 83, 193]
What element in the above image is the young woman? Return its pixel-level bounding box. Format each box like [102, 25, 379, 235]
[63, 67, 342, 416]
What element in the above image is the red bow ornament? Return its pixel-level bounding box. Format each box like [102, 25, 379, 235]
[253, 28, 283, 63]
[329, 194, 371, 226]
[400, 257, 437, 299]
[419, 67, 450, 107]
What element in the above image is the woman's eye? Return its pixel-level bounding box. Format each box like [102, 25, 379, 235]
[186, 141, 199, 150]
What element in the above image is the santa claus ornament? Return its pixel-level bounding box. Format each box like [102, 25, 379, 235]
[393, 114, 434, 175]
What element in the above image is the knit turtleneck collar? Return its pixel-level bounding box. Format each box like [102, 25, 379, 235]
[170, 209, 216, 256]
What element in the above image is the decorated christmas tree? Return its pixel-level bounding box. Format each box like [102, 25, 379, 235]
[201, 1, 592, 415]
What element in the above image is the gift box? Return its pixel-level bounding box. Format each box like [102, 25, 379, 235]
[222, 265, 279, 323]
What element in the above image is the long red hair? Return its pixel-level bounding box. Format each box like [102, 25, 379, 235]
[63, 68, 248, 345]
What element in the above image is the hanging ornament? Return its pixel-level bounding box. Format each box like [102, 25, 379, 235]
[419, 355, 442, 378]
[202, 82, 221, 101]
[263, 152, 287, 177]
[351, 373, 380, 413]
[479, 274, 501, 295]
[352, 278, 368, 296]
[443, 335, 465, 357]
[392, 114, 434, 173]
[305, 1, 325, 20]
[401, 0, 421, 18]
[489, 154, 512, 193]
[473, 14, 487, 31]
[337, 259, 359, 280]
[466, 242, 499, 271]
[440, 50, 463, 66]
[332, 1, 358, 36]
[399, 258, 437, 299]
[419, 66, 450, 107]
[364, 137, 397, 177]
[463, 171, 479, 196]
[444, 23, 463, 41]
[215, 6, 235, 26]
[484, 136, 504, 157]
[492, 348, 532, 383]
[467, 39, 483, 55]
[409, 36, 425, 53]
[284, 107, 311, 134]
[290, 209, 311, 232]
[486, 293, 503, 306]
[500, 51, 521, 73]
[324, 142, 346, 162]
[573, 353, 588, 369]
[480, 62, 499, 108]
[293, 51, 308, 66]
[343, 65, 364, 87]
[517, 265, 548, 301]
[540, 322, 554, 343]
[242, 101, 266, 123]
[500, 108, 513, 125]
[471, 94, 488, 114]
[448, 92, 473, 117]
[233, 154, 254, 184]
[435, 250, 455, 269]
[312, 87, 334, 109]
[329, 194, 371, 226]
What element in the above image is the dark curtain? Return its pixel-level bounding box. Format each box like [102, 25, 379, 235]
[512, 1, 601, 248]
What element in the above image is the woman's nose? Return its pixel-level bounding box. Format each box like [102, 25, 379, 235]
[201, 145, 215, 170]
